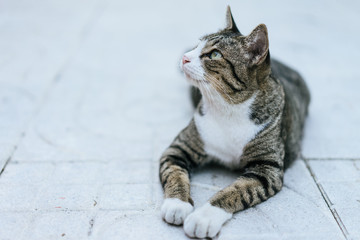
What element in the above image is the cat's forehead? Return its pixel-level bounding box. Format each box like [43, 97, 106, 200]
[202, 30, 240, 40]
[201, 31, 242, 49]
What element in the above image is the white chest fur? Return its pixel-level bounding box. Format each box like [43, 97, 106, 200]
[194, 95, 265, 168]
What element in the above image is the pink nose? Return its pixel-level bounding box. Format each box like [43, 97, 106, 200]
[182, 55, 190, 65]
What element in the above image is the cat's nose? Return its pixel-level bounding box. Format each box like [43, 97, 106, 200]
[182, 55, 191, 65]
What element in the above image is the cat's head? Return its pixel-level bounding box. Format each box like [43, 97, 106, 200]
[181, 6, 271, 104]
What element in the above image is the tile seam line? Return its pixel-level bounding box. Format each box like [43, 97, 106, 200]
[302, 157, 350, 240]
[0, 0, 106, 177]
[305, 157, 360, 161]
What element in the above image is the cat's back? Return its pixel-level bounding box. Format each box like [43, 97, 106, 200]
[271, 59, 310, 106]
[271, 59, 310, 168]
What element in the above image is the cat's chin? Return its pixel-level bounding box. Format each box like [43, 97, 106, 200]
[184, 74, 208, 86]
[185, 75, 199, 86]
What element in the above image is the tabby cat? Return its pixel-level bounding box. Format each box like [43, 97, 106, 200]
[159, 6, 310, 238]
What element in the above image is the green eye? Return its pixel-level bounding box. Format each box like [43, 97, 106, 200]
[210, 50, 222, 60]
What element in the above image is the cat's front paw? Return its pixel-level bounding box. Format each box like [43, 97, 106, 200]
[161, 198, 194, 225]
[184, 202, 232, 238]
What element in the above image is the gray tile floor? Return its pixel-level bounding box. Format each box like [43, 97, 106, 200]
[0, 0, 359, 239]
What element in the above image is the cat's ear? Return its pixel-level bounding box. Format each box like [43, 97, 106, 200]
[225, 6, 240, 33]
[244, 24, 269, 66]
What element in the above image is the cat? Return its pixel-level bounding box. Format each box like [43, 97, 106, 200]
[159, 6, 310, 239]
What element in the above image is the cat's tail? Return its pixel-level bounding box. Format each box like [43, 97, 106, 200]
[190, 86, 202, 108]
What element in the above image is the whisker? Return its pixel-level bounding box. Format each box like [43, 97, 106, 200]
[203, 72, 234, 104]
[184, 65, 236, 109]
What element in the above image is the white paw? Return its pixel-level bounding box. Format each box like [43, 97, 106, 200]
[184, 202, 232, 238]
[161, 198, 194, 225]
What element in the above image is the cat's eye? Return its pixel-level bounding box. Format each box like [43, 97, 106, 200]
[209, 50, 222, 60]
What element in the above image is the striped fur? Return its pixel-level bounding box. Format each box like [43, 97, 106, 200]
[159, 6, 310, 238]
[159, 119, 206, 205]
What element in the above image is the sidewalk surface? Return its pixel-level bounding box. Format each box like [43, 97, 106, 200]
[0, 0, 359, 239]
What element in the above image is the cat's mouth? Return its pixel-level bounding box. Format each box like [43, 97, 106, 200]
[184, 73, 208, 85]
[182, 66, 208, 84]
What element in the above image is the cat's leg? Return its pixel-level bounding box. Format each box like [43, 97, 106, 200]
[159, 120, 206, 225]
[160, 147, 194, 226]
[184, 161, 283, 238]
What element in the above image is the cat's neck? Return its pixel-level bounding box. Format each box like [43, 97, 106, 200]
[200, 88, 257, 117]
